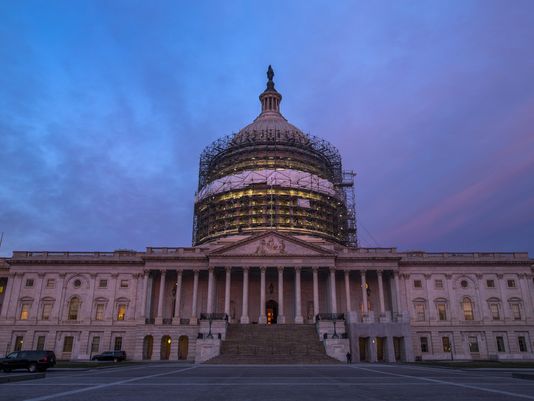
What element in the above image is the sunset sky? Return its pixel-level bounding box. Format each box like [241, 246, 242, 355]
[1, 0, 533, 256]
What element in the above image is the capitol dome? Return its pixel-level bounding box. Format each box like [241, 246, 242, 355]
[193, 66, 356, 246]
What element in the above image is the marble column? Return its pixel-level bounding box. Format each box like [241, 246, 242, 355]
[224, 267, 231, 319]
[190, 270, 199, 325]
[344, 270, 351, 312]
[156, 270, 166, 323]
[294, 267, 303, 323]
[259, 267, 267, 324]
[361, 270, 368, 315]
[278, 267, 285, 323]
[173, 270, 182, 324]
[140, 270, 149, 319]
[312, 267, 319, 319]
[329, 267, 337, 314]
[207, 267, 215, 314]
[240, 267, 250, 324]
[377, 270, 385, 316]
[393, 271, 402, 319]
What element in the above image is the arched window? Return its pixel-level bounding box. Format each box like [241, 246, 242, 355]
[462, 297, 474, 321]
[68, 297, 80, 320]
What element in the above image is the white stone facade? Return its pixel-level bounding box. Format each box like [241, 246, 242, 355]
[0, 231, 532, 363]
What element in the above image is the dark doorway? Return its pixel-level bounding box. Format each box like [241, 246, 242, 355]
[393, 337, 402, 361]
[142, 335, 153, 360]
[160, 335, 171, 360]
[359, 337, 368, 361]
[178, 336, 189, 360]
[376, 337, 385, 361]
[266, 300, 278, 324]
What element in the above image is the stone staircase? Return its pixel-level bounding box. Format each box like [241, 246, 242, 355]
[206, 324, 340, 364]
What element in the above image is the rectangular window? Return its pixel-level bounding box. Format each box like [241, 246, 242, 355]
[420, 337, 429, 353]
[95, 304, 105, 321]
[63, 336, 74, 353]
[486, 279, 495, 288]
[518, 336, 528, 352]
[120, 280, 129, 288]
[114, 337, 123, 351]
[437, 304, 447, 321]
[507, 279, 516, 288]
[414, 280, 422, 288]
[468, 336, 479, 353]
[435, 280, 443, 289]
[36, 336, 46, 351]
[490, 303, 500, 320]
[41, 304, 52, 320]
[511, 304, 521, 320]
[20, 304, 30, 320]
[117, 304, 126, 321]
[14, 336, 24, 351]
[496, 336, 505, 353]
[46, 279, 55, 288]
[91, 336, 100, 353]
[25, 279, 34, 288]
[442, 337, 451, 352]
[415, 304, 426, 321]
[99, 279, 108, 288]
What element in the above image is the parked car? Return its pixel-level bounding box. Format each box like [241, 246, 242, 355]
[91, 350, 126, 362]
[1, 350, 57, 372]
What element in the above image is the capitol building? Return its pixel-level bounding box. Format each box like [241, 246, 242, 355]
[0, 68, 532, 363]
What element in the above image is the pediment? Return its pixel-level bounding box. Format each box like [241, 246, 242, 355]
[208, 231, 335, 257]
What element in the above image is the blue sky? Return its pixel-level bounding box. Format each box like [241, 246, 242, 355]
[0, 0, 533, 256]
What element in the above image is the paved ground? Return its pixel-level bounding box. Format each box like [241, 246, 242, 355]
[2, 363, 534, 401]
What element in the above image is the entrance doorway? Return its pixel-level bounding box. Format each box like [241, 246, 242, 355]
[160, 335, 171, 360]
[178, 335, 189, 360]
[142, 335, 153, 360]
[376, 337, 385, 361]
[359, 337, 369, 361]
[266, 300, 278, 324]
[393, 337, 403, 361]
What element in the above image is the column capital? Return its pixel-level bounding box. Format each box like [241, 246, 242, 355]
[377, 269, 383, 276]
[225, 266, 232, 273]
[360, 269, 367, 276]
[277, 266, 284, 273]
[193, 269, 200, 274]
[312, 267, 319, 272]
[329, 266, 336, 273]
[176, 269, 183, 276]
[208, 266, 214, 273]
[294, 266, 301, 273]
[260, 266, 267, 273]
[242, 266, 250, 272]
[344, 269, 350, 275]
[160, 269, 167, 275]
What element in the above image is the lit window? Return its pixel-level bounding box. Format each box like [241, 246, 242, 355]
[25, 279, 34, 288]
[518, 336, 528, 352]
[99, 279, 108, 288]
[486, 279, 495, 288]
[442, 337, 451, 352]
[468, 336, 479, 353]
[41, 303, 52, 320]
[120, 280, 129, 288]
[63, 336, 74, 352]
[496, 336, 505, 352]
[511, 303, 521, 320]
[434, 280, 443, 289]
[462, 298, 474, 320]
[95, 303, 105, 321]
[490, 303, 500, 320]
[415, 303, 426, 321]
[420, 337, 429, 353]
[507, 279, 516, 288]
[68, 298, 80, 320]
[117, 304, 126, 321]
[437, 303, 447, 321]
[413, 280, 422, 288]
[20, 304, 30, 320]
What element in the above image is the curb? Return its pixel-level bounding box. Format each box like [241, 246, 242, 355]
[512, 373, 534, 381]
[0, 372, 45, 383]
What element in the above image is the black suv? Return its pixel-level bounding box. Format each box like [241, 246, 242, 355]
[91, 350, 127, 362]
[1, 350, 57, 372]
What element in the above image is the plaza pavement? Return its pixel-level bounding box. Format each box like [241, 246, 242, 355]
[2, 363, 534, 401]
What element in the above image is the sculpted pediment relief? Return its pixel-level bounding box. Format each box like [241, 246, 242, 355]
[209, 231, 334, 257]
